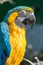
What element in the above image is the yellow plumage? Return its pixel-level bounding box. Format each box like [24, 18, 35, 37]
[5, 12, 26, 65]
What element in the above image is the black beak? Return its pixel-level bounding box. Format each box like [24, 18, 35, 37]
[23, 14, 36, 28]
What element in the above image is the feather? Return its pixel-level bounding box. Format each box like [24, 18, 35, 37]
[0, 22, 11, 65]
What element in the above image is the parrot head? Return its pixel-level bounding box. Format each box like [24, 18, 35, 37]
[4, 6, 36, 28]
[15, 6, 36, 28]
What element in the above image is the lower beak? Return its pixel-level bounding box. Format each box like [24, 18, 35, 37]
[23, 14, 36, 28]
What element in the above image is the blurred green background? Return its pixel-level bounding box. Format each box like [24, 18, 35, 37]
[0, 0, 43, 23]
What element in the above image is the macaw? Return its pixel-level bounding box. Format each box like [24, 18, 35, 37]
[0, 6, 36, 65]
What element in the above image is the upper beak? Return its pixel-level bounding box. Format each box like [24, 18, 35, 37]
[23, 14, 36, 28]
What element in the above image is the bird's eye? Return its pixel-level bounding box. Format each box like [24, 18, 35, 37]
[19, 10, 26, 15]
[21, 10, 26, 14]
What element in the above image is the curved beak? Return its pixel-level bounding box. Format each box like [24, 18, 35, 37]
[23, 14, 36, 28]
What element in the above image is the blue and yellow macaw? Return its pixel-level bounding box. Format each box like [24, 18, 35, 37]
[0, 6, 35, 65]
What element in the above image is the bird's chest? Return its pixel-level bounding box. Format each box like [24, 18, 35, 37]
[5, 24, 26, 65]
[9, 24, 26, 53]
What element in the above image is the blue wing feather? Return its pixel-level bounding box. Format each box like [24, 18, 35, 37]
[0, 22, 11, 65]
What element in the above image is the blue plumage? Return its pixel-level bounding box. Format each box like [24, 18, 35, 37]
[0, 22, 11, 65]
